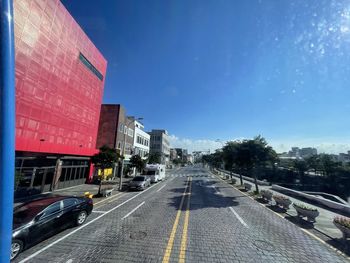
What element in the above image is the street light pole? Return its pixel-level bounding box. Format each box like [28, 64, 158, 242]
[0, 0, 15, 261]
[119, 117, 143, 190]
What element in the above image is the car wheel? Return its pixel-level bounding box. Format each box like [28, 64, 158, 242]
[76, 210, 87, 226]
[11, 239, 23, 260]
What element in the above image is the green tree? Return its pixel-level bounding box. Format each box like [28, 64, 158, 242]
[233, 136, 277, 193]
[148, 152, 161, 164]
[91, 145, 120, 196]
[305, 155, 320, 175]
[130, 155, 145, 174]
[293, 159, 308, 187]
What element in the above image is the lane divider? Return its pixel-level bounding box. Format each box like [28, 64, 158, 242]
[179, 177, 192, 263]
[229, 207, 248, 228]
[162, 177, 190, 263]
[156, 184, 167, 192]
[122, 201, 145, 219]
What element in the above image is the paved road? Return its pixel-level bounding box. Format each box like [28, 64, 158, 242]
[14, 166, 349, 263]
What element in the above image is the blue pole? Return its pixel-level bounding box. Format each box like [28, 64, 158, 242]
[0, 0, 15, 261]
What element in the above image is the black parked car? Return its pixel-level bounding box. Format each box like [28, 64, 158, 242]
[11, 195, 93, 260]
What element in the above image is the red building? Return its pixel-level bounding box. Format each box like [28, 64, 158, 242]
[13, 0, 107, 195]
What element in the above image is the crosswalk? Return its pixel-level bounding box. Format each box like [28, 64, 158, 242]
[166, 174, 216, 178]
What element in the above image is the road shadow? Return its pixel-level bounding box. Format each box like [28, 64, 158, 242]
[255, 197, 270, 204]
[266, 204, 288, 214]
[284, 215, 315, 229]
[168, 181, 240, 211]
[326, 239, 350, 256]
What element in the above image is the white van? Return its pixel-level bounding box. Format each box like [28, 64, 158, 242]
[142, 164, 166, 183]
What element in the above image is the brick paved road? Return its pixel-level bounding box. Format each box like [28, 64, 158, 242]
[13, 166, 349, 263]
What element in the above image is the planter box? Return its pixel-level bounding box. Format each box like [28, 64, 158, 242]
[273, 196, 292, 209]
[244, 183, 252, 191]
[293, 204, 319, 222]
[261, 190, 273, 201]
[334, 221, 350, 239]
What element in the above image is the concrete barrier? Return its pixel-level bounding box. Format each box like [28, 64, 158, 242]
[272, 184, 350, 216]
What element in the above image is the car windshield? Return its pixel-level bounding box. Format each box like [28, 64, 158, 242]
[132, 177, 145, 181]
[144, 171, 156, 175]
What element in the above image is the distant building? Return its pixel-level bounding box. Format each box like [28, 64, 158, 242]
[287, 147, 317, 159]
[175, 148, 188, 162]
[338, 152, 350, 163]
[170, 148, 178, 161]
[299, 147, 317, 158]
[148, 130, 170, 165]
[133, 119, 150, 160]
[186, 154, 194, 164]
[96, 104, 135, 161]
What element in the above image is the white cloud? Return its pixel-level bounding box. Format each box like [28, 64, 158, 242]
[169, 134, 350, 154]
[168, 135, 222, 153]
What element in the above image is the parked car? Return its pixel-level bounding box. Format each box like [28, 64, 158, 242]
[11, 195, 93, 260]
[128, 176, 151, 191]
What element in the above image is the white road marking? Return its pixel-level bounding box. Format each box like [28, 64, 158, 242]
[122, 201, 145, 219]
[94, 192, 123, 205]
[229, 207, 248, 228]
[156, 184, 167, 192]
[19, 183, 159, 263]
[92, 210, 106, 214]
[210, 185, 219, 193]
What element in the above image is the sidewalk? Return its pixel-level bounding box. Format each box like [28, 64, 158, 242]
[14, 177, 133, 207]
[214, 169, 346, 240]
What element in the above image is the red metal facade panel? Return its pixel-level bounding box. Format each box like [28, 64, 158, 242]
[14, 0, 107, 156]
[96, 105, 120, 150]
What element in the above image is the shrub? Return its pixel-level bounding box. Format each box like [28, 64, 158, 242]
[293, 203, 318, 211]
[334, 216, 350, 229]
[273, 194, 289, 201]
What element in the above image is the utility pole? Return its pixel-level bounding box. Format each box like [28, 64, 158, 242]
[0, 0, 15, 261]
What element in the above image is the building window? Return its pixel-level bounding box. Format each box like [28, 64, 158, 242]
[128, 128, 133, 137]
[119, 124, 124, 132]
[124, 126, 127, 134]
[117, 141, 122, 149]
[78, 53, 104, 81]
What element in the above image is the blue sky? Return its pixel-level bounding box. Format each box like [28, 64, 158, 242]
[62, 0, 350, 153]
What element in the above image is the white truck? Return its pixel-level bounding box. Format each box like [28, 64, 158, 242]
[142, 164, 166, 183]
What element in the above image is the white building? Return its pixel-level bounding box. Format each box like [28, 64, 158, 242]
[133, 120, 150, 159]
[148, 129, 170, 165]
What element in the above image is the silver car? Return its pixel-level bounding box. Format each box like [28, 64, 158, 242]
[128, 176, 151, 191]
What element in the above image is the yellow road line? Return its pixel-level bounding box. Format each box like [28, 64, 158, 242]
[162, 177, 190, 263]
[179, 177, 192, 263]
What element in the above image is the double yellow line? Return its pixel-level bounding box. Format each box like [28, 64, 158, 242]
[162, 177, 192, 263]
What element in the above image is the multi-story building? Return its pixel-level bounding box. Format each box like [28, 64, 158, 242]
[299, 147, 317, 158]
[170, 148, 178, 161]
[133, 119, 150, 159]
[14, 0, 107, 194]
[148, 129, 170, 165]
[175, 148, 188, 162]
[96, 104, 135, 161]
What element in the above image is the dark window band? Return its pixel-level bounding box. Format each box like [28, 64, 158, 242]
[78, 53, 104, 81]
